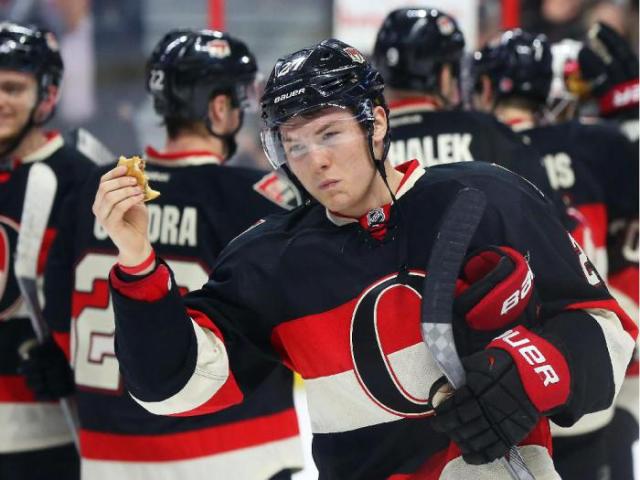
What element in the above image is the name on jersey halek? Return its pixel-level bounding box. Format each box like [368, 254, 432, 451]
[94, 205, 197, 246]
[388, 133, 473, 167]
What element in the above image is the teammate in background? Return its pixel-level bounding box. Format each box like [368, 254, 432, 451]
[25, 29, 304, 479]
[372, 7, 558, 211]
[0, 22, 96, 480]
[578, 22, 639, 480]
[93, 38, 635, 479]
[470, 28, 638, 480]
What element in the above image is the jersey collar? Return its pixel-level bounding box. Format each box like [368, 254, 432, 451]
[388, 97, 441, 116]
[326, 160, 425, 230]
[504, 117, 535, 132]
[144, 146, 225, 167]
[18, 131, 64, 165]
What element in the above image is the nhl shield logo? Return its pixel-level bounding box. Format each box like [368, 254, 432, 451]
[206, 39, 231, 58]
[344, 47, 365, 64]
[366, 207, 386, 228]
[436, 16, 455, 36]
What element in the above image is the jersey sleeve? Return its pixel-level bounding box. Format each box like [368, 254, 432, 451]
[469, 169, 637, 426]
[109, 225, 285, 417]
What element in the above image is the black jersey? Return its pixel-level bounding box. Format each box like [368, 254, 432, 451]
[109, 160, 636, 479]
[0, 132, 96, 453]
[42, 147, 304, 479]
[387, 99, 558, 205]
[521, 119, 638, 300]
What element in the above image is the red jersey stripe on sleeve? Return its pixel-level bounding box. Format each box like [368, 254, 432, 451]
[109, 263, 170, 302]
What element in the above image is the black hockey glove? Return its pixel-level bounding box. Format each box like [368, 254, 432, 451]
[431, 327, 572, 465]
[453, 246, 538, 357]
[19, 337, 75, 401]
[579, 22, 639, 117]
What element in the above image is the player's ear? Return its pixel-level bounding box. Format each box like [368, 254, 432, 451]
[371, 105, 387, 143]
[439, 64, 459, 105]
[479, 75, 494, 110]
[33, 85, 58, 123]
[208, 93, 231, 127]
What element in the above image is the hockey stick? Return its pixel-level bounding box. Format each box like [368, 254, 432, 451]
[14, 162, 80, 450]
[420, 187, 535, 480]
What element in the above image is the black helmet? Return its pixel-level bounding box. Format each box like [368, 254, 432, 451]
[146, 29, 258, 120]
[260, 38, 389, 169]
[0, 22, 63, 97]
[472, 29, 552, 104]
[372, 8, 465, 93]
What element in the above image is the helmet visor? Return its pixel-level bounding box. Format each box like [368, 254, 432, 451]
[260, 105, 370, 169]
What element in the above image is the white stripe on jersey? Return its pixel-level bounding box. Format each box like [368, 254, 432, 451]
[132, 319, 229, 415]
[81, 436, 304, 480]
[440, 445, 559, 479]
[304, 342, 440, 434]
[0, 402, 73, 453]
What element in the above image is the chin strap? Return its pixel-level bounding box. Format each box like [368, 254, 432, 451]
[205, 109, 244, 161]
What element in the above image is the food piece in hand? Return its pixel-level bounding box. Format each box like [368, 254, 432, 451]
[117, 155, 161, 202]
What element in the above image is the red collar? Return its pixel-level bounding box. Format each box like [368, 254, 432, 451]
[388, 97, 441, 111]
[144, 146, 225, 166]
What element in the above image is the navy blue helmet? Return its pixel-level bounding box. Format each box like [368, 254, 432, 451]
[372, 8, 465, 92]
[472, 29, 552, 103]
[146, 29, 258, 120]
[0, 22, 63, 97]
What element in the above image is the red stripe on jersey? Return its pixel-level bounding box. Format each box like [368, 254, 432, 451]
[52, 331, 71, 361]
[109, 263, 170, 302]
[609, 266, 639, 305]
[80, 408, 299, 461]
[271, 274, 424, 379]
[0, 375, 36, 402]
[168, 308, 243, 416]
[628, 361, 639, 377]
[403, 419, 551, 479]
[564, 298, 638, 341]
[575, 203, 607, 248]
[37, 228, 57, 274]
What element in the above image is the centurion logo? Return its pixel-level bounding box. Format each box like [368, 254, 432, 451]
[274, 88, 305, 104]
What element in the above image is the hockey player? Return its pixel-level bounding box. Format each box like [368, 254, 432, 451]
[0, 22, 97, 480]
[470, 28, 638, 480]
[23, 29, 304, 479]
[93, 39, 636, 479]
[372, 7, 556, 207]
[578, 22, 639, 480]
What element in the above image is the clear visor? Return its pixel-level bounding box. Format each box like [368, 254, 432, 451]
[236, 73, 264, 113]
[260, 105, 370, 169]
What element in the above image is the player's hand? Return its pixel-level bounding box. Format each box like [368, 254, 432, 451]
[579, 22, 639, 116]
[430, 348, 539, 464]
[18, 337, 75, 401]
[453, 246, 538, 357]
[431, 326, 571, 465]
[92, 165, 151, 266]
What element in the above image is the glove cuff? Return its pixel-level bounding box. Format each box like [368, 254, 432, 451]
[599, 78, 639, 116]
[488, 325, 570, 414]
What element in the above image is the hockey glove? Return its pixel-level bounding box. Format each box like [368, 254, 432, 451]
[579, 22, 639, 117]
[453, 246, 538, 357]
[19, 337, 75, 401]
[431, 327, 571, 465]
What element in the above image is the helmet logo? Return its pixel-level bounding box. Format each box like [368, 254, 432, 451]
[274, 87, 305, 104]
[366, 207, 386, 227]
[386, 47, 399, 67]
[344, 47, 365, 64]
[44, 32, 59, 52]
[205, 39, 231, 58]
[436, 16, 455, 36]
[499, 77, 513, 93]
